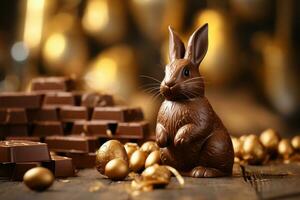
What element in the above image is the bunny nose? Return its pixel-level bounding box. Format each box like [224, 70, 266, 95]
[164, 79, 176, 88]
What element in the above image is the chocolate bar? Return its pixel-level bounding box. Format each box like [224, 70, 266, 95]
[0, 124, 30, 136]
[31, 77, 75, 92]
[114, 121, 149, 139]
[81, 93, 114, 107]
[0, 162, 40, 181]
[43, 92, 75, 106]
[64, 152, 96, 169]
[45, 135, 99, 153]
[92, 106, 144, 122]
[0, 156, 74, 180]
[32, 122, 64, 136]
[5, 136, 41, 142]
[0, 140, 50, 163]
[27, 107, 59, 122]
[0, 109, 6, 123]
[60, 106, 91, 122]
[72, 120, 115, 137]
[0, 109, 28, 124]
[0, 93, 43, 108]
[43, 155, 75, 177]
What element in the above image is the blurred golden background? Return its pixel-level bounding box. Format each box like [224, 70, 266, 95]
[0, 0, 299, 136]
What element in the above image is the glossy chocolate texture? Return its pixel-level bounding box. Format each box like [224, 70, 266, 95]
[45, 135, 99, 153]
[156, 24, 234, 177]
[92, 106, 144, 122]
[31, 77, 75, 92]
[0, 93, 43, 108]
[0, 140, 50, 163]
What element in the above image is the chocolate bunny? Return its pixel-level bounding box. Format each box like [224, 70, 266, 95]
[156, 24, 234, 177]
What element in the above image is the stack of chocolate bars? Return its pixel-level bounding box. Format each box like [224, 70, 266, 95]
[0, 76, 151, 171]
[0, 140, 74, 180]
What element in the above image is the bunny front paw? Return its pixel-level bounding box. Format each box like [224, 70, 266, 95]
[174, 124, 196, 147]
[190, 166, 206, 177]
[156, 123, 168, 147]
[174, 134, 189, 146]
[190, 166, 227, 178]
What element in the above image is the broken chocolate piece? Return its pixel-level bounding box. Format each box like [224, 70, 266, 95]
[115, 121, 149, 139]
[92, 106, 144, 122]
[60, 106, 91, 122]
[45, 135, 99, 153]
[5, 136, 41, 142]
[0, 124, 30, 137]
[0, 109, 28, 124]
[43, 92, 75, 107]
[64, 152, 96, 169]
[31, 77, 75, 92]
[27, 107, 59, 122]
[0, 140, 50, 163]
[0, 109, 6, 123]
[0, 156, 74, 180]
[0, 162, 40, 181]
[43, 155, 75, 177]
[72, 120, 111, 136]
[32, 122, 64, 136]
[81, 93, 114, 107]
[0, 93, 43, 108]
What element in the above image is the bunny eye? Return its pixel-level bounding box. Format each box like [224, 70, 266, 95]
[183, 68, 190, 77]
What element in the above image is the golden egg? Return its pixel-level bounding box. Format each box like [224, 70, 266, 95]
[239, 135, 247, 144]
[140, 141, 159, 155]
[234, 157, 241, 163]
[130, 149, 147, 172]
[142, 164, 171, 186]
[23, 167, 54, 191]
[242, 134, 266, 165]
[291, 136, 300, 152]
[96, 140, 128, 174]
[124, 143, 139, 159]
[231, 137, 242, 158]
[105, 158, 129, 181]
[259, 129, 280, 152]
[278, 139, 294, 159]
[145, 150, 161, 168]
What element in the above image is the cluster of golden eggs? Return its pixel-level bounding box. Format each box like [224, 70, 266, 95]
[231, 129, 300, 165]
[95, 140, 183, 190]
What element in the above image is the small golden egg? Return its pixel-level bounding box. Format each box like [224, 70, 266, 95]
[145, 150, 161, 168]
[234, 157, 241, 163]
[130, 149, 147, 172]
[291, 136, 300, 152]
[140, 141, 159, 155]
[239, 135, 247, 144]
[278, 139, 294, 159]
[124, 143, 139, 159]
[231, 137, 242, 158]
[96, 140, 128, 174]
[105, 158, 129, 181]
[259, 129, 280, 152]
[242, 134, 266, 165]
[23, 167, 54, 191]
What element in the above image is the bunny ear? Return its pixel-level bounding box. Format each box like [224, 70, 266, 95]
[184, 23, 208, 66]
[168, 26, 185, 62]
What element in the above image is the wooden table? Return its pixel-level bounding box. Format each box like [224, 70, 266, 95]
[1, 163, 300, 200]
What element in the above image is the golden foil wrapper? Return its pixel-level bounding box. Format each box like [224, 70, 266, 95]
[278, 139, 294, 160]
[242, 134, 267, 165]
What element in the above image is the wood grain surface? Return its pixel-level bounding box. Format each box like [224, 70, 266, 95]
[0, 163, 299, 200]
